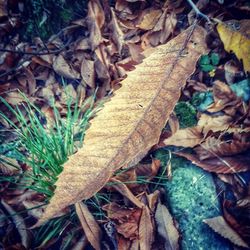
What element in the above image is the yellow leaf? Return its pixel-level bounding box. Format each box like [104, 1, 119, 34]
[75, 202, 102, 250]
[35, 25, 207, 226]
[217, 20, 250, 72]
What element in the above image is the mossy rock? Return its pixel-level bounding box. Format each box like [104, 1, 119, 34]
[174, 102, 197, 128]
[163, 158, 233, 250]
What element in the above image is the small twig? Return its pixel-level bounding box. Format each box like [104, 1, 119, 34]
[187, 0, 211, 23]
[0, 42, 70, 55]
[0, 39, 71, 80]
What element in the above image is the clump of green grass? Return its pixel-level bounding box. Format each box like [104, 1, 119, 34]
[0, 89, 102, 248]
[0, 88, 179, 248]
[0, 91, 97, 198]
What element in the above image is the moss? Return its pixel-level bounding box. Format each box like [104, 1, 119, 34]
[163, 158, 233, 250]
[191, 91, 214, 112]
[174, 102, 197, 128]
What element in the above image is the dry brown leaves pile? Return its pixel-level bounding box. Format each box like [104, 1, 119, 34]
[1, 0, 250, 249]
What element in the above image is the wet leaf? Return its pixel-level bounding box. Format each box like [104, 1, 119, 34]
[204, 216, 249, 248]
[217, 19, 250, 72]
[75, 202, 102, 250]
[35, 26, 207, 225]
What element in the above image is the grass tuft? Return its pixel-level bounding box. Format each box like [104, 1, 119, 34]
[0, 89, 99, 247]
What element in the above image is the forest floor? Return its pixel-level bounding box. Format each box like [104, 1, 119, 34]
[0, 0, 250, 249]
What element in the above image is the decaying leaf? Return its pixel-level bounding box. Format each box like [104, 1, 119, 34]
[75, 202, 102, 250]
[175, 151, 250, 174]
[164, 127, 204, 148]
[217, 20, 250, 72]
[109, 178, 144, 208]
[4, 91, 27, 105]
[194, 137, 250, 160]
[155, 201, 179, 250]
[81, 57, 95, 88]
[87, 0, 105, 51]
[197, 114, 232, 134]
[136, 8, 162, 30]
[139, 205, 154, 250]
[53, 54, 80, 79]
[1, 200, 31, 249]
[36, 25, 207, 225]
[0, 156, 20, 175]
[204, 216, 249, 248]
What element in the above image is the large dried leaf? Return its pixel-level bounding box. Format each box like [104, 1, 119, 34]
[36, 26, 207, 225]
[204, 216, 249, 248]
[155, 201, 179, 250]
[75, 202, 102, 250]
